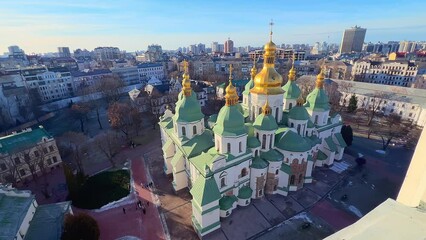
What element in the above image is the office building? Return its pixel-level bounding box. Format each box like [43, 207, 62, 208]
[57, 47, 71, 58]
[93, 47, 121, 61]
[339, 26, 367, 53]
[224, 38, 234, 53]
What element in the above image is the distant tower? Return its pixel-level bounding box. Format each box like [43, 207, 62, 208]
[58, 47, 71, 58]
[339, 26, 367, 53]
[224, 38, 234, 54]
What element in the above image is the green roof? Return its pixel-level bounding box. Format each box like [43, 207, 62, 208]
[182, 130, 214, 158]
[253, 113, 278, 131]
[243, 79, 254, 95]
[173, 91, 204, 122]
[334, 133, 347, 148]
[190, 176, 221, 206]
[280, 112, 289, 125]
[217, 79, 249, 89]
[317, 150, 328, 160]
[282, 81, 301, 99]
[247, 136, 261, 148]
[260, 149, 283, 162]
[245, 123, 255, 137]
[288, 106, 310, 121]
[25, 202, 71, 240]
[307, 119, 315, 128]
[219, 195, 238, 210]
[0, 191, 35, 239]
[159, 117, 173, 129]
[213, 105, 247, 136]
[0, 126, 52, 154]
[304, 88, 330, 111]
[309, 135, 322, 146]
[325, 136, 338, 152]
[280, 163, 291, 173]
[238, 186, 253, 199]
[208, 114, 218, 123]
[275, 130, 311, 152]
[250, 156, 268, 169]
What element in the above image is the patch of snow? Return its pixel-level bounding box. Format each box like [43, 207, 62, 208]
[358, 153, 364, 158]
[375, 150, 386, 154]
[94, 194, 136, 212]
[115, 236, 141, 240]
[289, 212, 313, 223]
[348, 205, 363, 217]
[348, 181, 353, 186]
[371, 184, 375, 190]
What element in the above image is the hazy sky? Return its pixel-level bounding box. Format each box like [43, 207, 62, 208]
[1, 0, 426, 53]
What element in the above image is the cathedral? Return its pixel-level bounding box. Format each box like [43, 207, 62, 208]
[159, 31, 347, 238]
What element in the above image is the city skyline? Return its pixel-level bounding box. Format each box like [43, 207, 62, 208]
[1, 0, 426, 53]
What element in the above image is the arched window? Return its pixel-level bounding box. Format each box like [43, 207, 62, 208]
[275, 107, 279, 120]
[227, 143, 231, 153]
[291, 122, 294, 128]
[262, 134, 266, 149]
[239, 142, 242, 153]
[182, 126, 186, 136]
[275, 169, 279, 175]
[299, 174, 303, 184]
[297, 124, 301, 134]
[314, 115, 319, 124]
[241, 168, 247, 177]
[216, 139, 220, 151]
[289, 103, 293, 109]
[256, 132, 259, 139]
[259, 107, 262, 115]
[269, 134, 273, 149]
[193, 125, 197, 135]
[221, 177, 226, 188]
[290, 175, 295, 185]
[255, 150, 259, 157]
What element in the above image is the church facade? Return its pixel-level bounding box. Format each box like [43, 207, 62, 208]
[159, 33, 347, 238]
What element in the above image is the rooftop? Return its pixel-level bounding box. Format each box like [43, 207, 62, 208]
[0, 126, 52, 154]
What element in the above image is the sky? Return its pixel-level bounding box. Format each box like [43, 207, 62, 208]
[1, 0, 426, 54]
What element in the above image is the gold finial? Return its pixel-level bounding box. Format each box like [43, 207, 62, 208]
[250, 57, 257, 80]
[182, 60, 192, 96]
[225, 78, 238, 106]
[262, 98, 272, 115]
[316, 66, 325, 89]
[269, 19, 274, 42]
[296, 95, 304, 106]
[288, 53, 296, 81]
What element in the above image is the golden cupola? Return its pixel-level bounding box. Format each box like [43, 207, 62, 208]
[182, 60, 192, 96]
[225, 64, 239, 106]
[316, 66, 325, 89]
[250, 22, 284, 95]
[288, 55, 296, 81]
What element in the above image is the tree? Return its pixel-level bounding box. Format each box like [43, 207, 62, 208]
[94, 131, 121, 168]
[341, 125, 353, 146]
[62, 213, 100, 240]
[18, 148, 38, 182]
[347, 95, 358, 113]
[70, 104, 90, 133]
[28, 88, 44, 122]
[81, 87, 104, 130]
[376, 113, 409, 151]
[324, 80, 341, 113]
[4, 155, 21, 186]
[108, 103, 142, 139]
[58, 132, 89, 176]
[361, 91, 389, 126]
[96, 75, 124, 104]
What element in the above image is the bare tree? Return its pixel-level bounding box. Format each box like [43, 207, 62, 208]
[361, 91, 389, 126]
[58, 132, 89, 175]
[4, 155, 22, 185]
[18, 148, 38, 182]
[28, 88, 44, 122]
[71, 103, 90, 132]
[94, 131, 121, 168]
[81, 87, 104, 130]
[96, 75, 124, 104]
[108, 102, 142, 139]
[376, 114, 410, 150]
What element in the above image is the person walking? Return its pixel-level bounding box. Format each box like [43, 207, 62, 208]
[142, 205, 146, 215]
[123, 207, 126, 214]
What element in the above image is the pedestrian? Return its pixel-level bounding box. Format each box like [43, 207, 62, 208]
[142, 205, 146, 215]
[149, 181, 153, 188]
[123, 207, 126, 214]
[146, 200, 149, 206]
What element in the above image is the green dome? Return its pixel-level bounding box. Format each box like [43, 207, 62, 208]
[245, 123, 255, 137]
[304, 88, 330, 111]
[288, 105, 310, 121]
[275, 130, 311, 152]
[238, 186, 253, 199]
[253, 114, 278, 131]
[282, 81, 301, 99]
[250, 156, 268, 169]
[173, 92, 204, 122]
[213, 105, 247, 136]
[242, 79, 254, 95]
[236, 103, 244, 115]
[260, 149, 283, 162]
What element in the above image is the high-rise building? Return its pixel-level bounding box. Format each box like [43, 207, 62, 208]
[211, 42, 219, 53]
[93, 47, 121, 61]
[224, 38, 234, 53]
[58, 47, 71, 58]
[7, 45, 27, 61]
[189, 45, 198, 55]
[398, 41, 417, 53]
[197, 43, 206, 54]
[339, 26, 367, 53]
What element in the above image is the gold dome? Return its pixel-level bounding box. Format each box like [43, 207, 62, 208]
[316, 67, 325, 89]
[262, 99, 272, 115]
[250, 23, 284, 95]
[225, 64, 238, 106]
[182, 60, 192, 96]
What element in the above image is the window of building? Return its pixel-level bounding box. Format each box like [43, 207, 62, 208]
[289, 103, 293, 109]
[314, 115, 318, 124]
[34, 151, 39, 157]
[14, 157, 20, 164]
[275, 169, 279, 175]
[49, 145, 55, 152]
[290, 175, 295, 185]
[409, 113, 413, 117]
[193, 125, 197, 135]
[412, 106, 415, 110]
[399, 111, 403, 115]
[182, 126, 186, 136]
[239, 142, 242, 153]
[43, 148, 48, 154]
[269, 135, 273, 149]
[262, 135, 266, 149]
[297, 124, 301, 134]
[19, 169, 26, 176]
[227, 143, 231, 153]
[255, 150, 258, 157]
[241, 168, 247, 178]
[275, 108, 279, 120]
[47, 158, 52, 165]
[24, 154, 30, 161]
[52, 156, 58, 163]
[299, 174, 303, 184]
[258, 189, 263, 196]
[0, 163, 6, 171]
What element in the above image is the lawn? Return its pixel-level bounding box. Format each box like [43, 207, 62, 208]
[72, 170, 130, 209]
